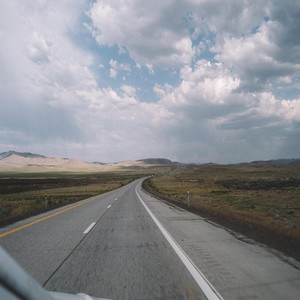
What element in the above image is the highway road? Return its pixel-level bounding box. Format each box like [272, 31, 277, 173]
[0, 179, 300, 299]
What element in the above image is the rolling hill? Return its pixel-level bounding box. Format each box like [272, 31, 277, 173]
[0, 151, 178, 173]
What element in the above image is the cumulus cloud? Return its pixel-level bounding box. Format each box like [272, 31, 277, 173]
[109, 68, 117, 78]
[0, 1, 94, 144]
[121, 85, 137, 97]
[0, 1, 163, 162]
[0, 0, 299, 163]
[26, 31, 51, 64]
[270, 0, 300, 64]
[155, 61, 300, 162]
[89, 0, 300, 93]
[109, 59, 131, 72]
[216, 15, 300, 92]
[89, 0, 195, 67]
[108, 59, 131, 78]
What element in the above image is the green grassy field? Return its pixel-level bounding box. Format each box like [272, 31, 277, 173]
[144, 162, 300, 260]
[0, 172, 139, 226]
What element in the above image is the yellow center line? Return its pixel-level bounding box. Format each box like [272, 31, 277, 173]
[0, 198, 96, 238]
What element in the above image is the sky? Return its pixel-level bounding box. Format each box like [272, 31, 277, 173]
[0, 0, 300, 163]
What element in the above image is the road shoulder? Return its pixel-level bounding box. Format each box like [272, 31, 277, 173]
[138, 183, 300, 300]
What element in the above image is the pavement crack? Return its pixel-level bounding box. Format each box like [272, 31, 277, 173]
[42, 204, 112, 287]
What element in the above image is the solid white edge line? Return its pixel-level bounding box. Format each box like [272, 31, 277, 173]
[135, 185, 224, 300]
[83, 222, 96, 234]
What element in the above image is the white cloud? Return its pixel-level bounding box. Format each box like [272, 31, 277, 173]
[89, 0, 195, 68]
[155, 61, 300, 162]
[0, 1, 95, 140]
[26, 31, 51, 64]
[145, 64, 154, 75]
[109, 59, 131, 72]
[89, 0, 300, 93]
[154, 83, 174, 98]
[108, 59, 131, 78]
[0, 0, 299, 163]
[70, 86, 176, 161]
[121, 85, 137, 97]
[163, 60, 240, 106]
[215, 18, 300, 92]
[109, 68, 117, 78]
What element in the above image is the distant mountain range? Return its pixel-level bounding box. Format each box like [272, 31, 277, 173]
[0, 150, 46, 160]
[0, 151, 178, 173]
[249, 159, 300, 165]
[137, 158, 175, 165]
[0, 151, 298, 173]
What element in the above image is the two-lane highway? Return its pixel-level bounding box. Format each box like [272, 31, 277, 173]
[43, 180, 212, 299]
[0, 180, 212, 299]
[1, 179, 300, 299]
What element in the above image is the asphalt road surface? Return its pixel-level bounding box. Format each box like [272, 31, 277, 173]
[1, 179, 299, 299]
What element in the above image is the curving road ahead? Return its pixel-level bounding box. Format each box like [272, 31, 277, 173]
[0, 179, 299, 299]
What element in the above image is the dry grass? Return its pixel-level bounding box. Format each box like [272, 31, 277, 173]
[0, 172, 137, 226]
[144, 163, 300, 260]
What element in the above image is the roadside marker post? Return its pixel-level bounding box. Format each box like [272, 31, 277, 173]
[187, 190, 190, 207]
[45, 191, 48, 210]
